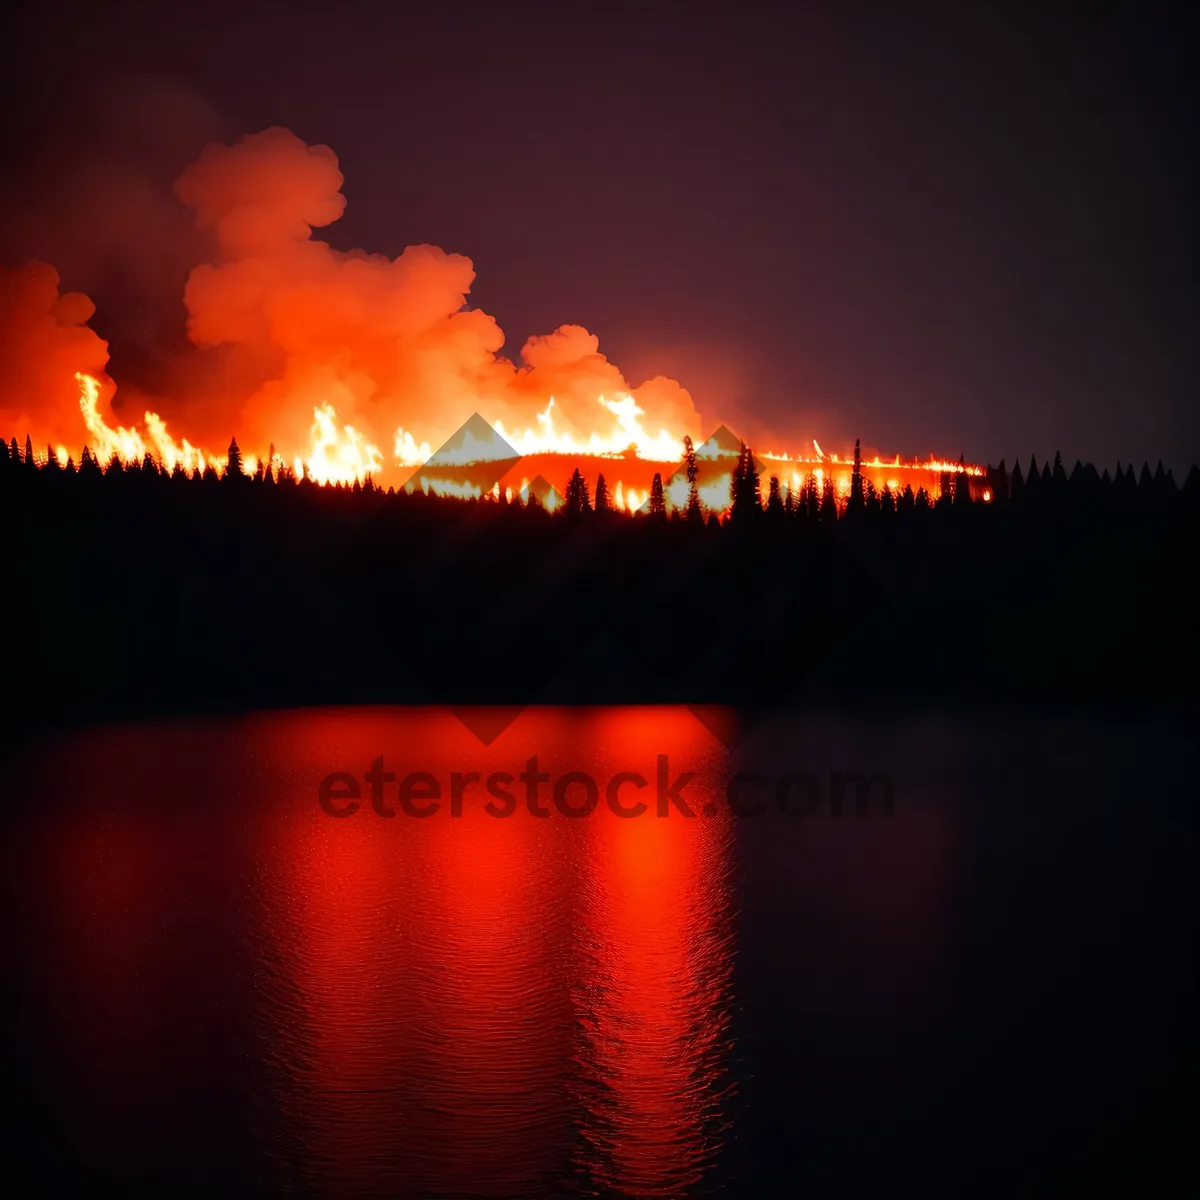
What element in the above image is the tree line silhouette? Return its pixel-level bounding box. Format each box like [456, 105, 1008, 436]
[3, 431, 1195, 520]
[3, 429, 1197, 734]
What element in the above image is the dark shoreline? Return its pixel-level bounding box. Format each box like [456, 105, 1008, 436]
[8, 692, 1199, 751]
[6, 450, 1197, 748]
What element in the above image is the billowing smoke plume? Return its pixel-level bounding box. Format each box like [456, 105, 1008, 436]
[172, 127, 701, 455]
[0, 262, 110, 447]
[0, 125, 703, 467]
[0, 78, 222, 392]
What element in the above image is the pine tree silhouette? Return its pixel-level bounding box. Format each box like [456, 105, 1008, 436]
[226, 437, 245, 480]
[802, 471, 820, 520]
[682, 435, 703, 523]
[955, 476, 970, 504]
[1022, 457, 1037, 498]
[729, 442, 761, 522]
[766, 474, 784, 517]
[987, 459, 1008, 502]
[820, 478, 838, 523]
[648, 472, 666, 517]
[594, 473, 611, 514]
[1010, 458, 1024, 499]
[848, 438, 864, 512]
[1182, 464, 1200, 504]
[564, 467, 591, 516]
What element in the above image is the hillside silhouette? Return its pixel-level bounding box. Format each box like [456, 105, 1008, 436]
[4, 438, 1198, 734]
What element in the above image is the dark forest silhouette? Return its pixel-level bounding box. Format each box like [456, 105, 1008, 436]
[4, 434, 1198, 732]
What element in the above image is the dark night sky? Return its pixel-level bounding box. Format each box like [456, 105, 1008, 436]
[1, 1, 1195, 470]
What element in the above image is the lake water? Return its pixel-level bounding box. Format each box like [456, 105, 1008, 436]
[3, 706, 1196, 1196]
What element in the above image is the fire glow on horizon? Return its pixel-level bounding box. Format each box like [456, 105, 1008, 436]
[66, 371, 985, 514]
[3, 125, 985, 513]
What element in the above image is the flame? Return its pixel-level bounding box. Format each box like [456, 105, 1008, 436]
[394, 428, 434, 467]
[411, 477, 485, 500]
[14, 123, 987, 503]
[74, 373, 386, 484]
[490, 395, 683, 463]
[79, 372, 148, 466]
[142, 412, 222, 475]
[612, 480, 647, 513]
[63, 373, 984, 512]
[78, 371, 222, 475]
[299, 404, 383, 486]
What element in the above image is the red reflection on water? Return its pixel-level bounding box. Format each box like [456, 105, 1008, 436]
[260, 810, 417, 1192]
[573, 757, 736, 1194]
[250, 706, 734, 1196]
[11, 706, 968, 1194]
[399, 807, 575, 1195]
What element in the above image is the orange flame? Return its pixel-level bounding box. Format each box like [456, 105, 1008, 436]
[65, 372, 986, 513]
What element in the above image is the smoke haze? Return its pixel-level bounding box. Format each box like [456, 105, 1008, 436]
[1, 123, 704, 466]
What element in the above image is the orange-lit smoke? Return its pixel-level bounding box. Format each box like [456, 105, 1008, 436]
[0, 262, 111, 452]
[1, 128, 704, 479]
[2, 125, 988, 497]
[170, 127, 701, 468]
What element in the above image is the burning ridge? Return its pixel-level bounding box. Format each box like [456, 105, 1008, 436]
[1, 126, 979, 501]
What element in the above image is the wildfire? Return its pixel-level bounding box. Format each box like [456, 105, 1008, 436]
[74, 372, 382, 486]
[612, 481, 647, 514]
[760, 438, 984, 478]
[78, 371, 223, 475]
[298, 404, 384, 486]
[58, 372, 986, 512]
[8, 129, 989, 514]
[493, 395, 683, 463]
